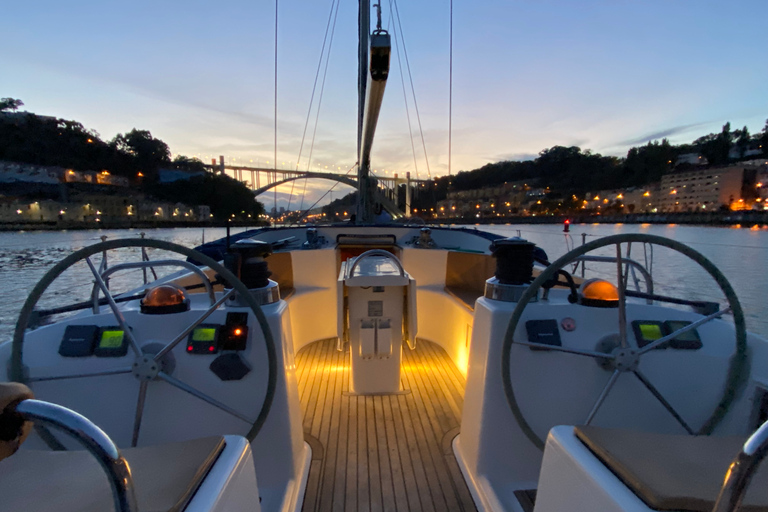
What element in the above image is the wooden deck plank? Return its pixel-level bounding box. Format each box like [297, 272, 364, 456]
[331, 356, 350, 512]
[399, 350, 455, 510]
[382, 395, 416, 512]
[344, 389, 358, 512]
[318, 346, 344, 511]
[373, 396, 397, 512]
[297, 339, 475, 512]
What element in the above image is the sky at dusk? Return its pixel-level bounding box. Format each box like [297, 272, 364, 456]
[2, 0, 767, 210]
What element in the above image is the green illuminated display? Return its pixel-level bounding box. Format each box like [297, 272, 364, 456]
[192, 328, 217, 342]
[638, 323, 663, 341]
[666, 321, 699, 341]
[99, 330, 125, 348]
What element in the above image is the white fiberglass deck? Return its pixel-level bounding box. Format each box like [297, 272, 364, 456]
[297, 338, 476, 512]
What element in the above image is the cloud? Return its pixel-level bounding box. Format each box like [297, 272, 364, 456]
[620, 122, 710, 146]
[490, 152, 538, 162]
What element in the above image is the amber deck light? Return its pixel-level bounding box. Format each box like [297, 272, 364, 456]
[140, 284, 189, 314]
[579, 278, 619, 308]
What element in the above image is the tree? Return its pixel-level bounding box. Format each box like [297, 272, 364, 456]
[0, 98, 23, 112]
[172, 155, 207, 173]
[111, 129, 171, 180]
[761, 119, 768, 157]
[695, 122, 733, 166]
[623, 139, 675, 186]
[734, 126, 750, 159]
[147, 173, 264, 220]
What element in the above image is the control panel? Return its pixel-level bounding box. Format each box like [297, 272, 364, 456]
[632, 320, 702, 350]
[59, 325, 129, 357]
[186, 325, 221, 354]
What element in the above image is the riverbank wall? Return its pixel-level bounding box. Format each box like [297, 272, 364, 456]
[0, 219, 269, 231]
[434, 210, 768, 227]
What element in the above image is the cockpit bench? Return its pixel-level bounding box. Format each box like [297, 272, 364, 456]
[0, 436, 246, 512]
[535, 425, 768, 512]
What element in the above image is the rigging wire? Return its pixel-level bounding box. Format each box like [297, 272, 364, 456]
[291, 162, 359, 226]
[273, 0, 279, 220]
[392, 0, 432, 178]
[388, 0, 419, 180]
[298, 0, 343, 213]
[287, 0, 339, 213]
[448, 0, 453, 176]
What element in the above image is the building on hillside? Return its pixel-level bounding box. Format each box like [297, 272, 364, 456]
[436, 181, 531, 218]
[676, 153, 708, 166]
[657, 165, 755, 212]
[582, 185, 660, 213]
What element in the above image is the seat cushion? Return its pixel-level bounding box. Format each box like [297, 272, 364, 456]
[575, 425, 768, 512]
[0, 436, 225, 512]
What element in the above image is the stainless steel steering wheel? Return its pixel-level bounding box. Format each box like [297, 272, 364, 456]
[501, 233, 749, 450]
[10, 238, 277, 445]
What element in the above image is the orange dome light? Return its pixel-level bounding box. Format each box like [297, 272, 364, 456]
[579, 279, 619, 308]
[140, 284, 189, 314]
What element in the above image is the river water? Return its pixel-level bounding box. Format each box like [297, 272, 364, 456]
[0, 224, 766, 344]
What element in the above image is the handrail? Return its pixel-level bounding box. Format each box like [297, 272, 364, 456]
[347, 249, 406, 278]
[15, 399, 138, 512]
[572, 255, 654, 298]
[712, 419, 768, 512]
[93, 259, 216, 313]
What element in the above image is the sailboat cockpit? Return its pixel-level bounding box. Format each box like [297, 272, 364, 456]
[2, 227, 768, 512]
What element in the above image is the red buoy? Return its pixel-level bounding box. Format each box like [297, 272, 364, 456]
[563, 218, 571, 233]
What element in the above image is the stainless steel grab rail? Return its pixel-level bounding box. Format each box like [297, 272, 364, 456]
[347, 249, 406, 278]
[712, 419, 768, 512]
[96, 259, 217, 309]
[572, 255, 654, 298]
[15, 399, 138, 512]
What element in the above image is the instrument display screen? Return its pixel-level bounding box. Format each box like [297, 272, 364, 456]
[632, 321, 665, 348]
[663, 320, 703, 349]
[186, 324, 221, 354]
[99, 330, 125, 348]
[95, 327, 129, 357]
[191, 327, 218, 342]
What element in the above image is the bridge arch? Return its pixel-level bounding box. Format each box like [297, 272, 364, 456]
[252, 173, 357, 196]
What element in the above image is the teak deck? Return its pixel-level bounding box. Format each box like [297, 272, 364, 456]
[297, 338, 476, 512]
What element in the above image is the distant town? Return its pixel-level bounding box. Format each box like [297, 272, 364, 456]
[1, 96, 767, 228]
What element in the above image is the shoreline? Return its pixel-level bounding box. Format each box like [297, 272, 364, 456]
[0, 219, 269, 232]
[437, 210, 768, 227]
[1, 211, 766, 232]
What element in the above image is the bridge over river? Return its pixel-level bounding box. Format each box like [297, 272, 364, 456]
[204, 162, 432, 217]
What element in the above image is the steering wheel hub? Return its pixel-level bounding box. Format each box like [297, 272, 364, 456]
[612, 347, 639, 372]
[132, 355, 160, 381]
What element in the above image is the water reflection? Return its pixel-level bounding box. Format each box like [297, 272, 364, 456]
[0, 224, 765, 343]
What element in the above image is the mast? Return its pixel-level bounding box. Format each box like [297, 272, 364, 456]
[357, 0, 390, 223]
[357, 0, 369, 159]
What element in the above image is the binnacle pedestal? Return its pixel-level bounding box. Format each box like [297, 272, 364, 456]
[338, 250, 417, 395]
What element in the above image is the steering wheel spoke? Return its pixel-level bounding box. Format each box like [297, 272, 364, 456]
[27, 367, 133, 383]
[585, 369, 622, 425]
[513, 339, 614, 360]
[638, 306, 731, 355]
[131, 381, 148, 447]
[615, 244, 629, 349]
[633, 370, 694, 435]
[157, 372, 254, 424]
